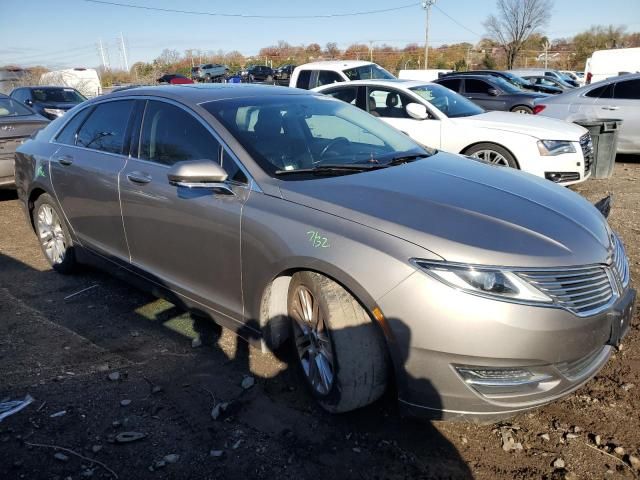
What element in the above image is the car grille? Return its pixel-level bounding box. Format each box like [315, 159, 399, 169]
[612, 234, 630, 288]
[580, 133, 594, 175]
[517, 266, 613, 315]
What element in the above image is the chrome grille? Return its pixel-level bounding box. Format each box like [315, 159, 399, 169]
[580, 133, 594, 175]
[612, 234, 630, 287]
[517, 266, 613, 315]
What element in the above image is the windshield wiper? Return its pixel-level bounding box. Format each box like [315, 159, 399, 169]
[274, 163, 389, 176]
[386, 153, 431, 165]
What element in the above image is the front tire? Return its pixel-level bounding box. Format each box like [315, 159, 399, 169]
[288, 271, 388, 413]
[511, 105, 533, 114]
[33, 194, 77, 274]
[464, 143, 519, 168]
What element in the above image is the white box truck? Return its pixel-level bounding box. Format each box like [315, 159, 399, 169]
[40, 68, 102, 98]
[585, 47, 640, 84]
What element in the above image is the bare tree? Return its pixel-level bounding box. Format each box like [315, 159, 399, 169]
[484, 0, 553, 69]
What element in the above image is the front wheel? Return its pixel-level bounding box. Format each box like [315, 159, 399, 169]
[464, 143, 518, 168]
[288, 271, 388, 413]
[511, 105, 533, 114]
[33, 193, 77, 273]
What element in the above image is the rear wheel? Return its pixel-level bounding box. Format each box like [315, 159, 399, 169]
[33, 194, 77, 273]
[288, 271, 388, 413]
[464, 143, 518, 168]
[511, 105, 533, 114]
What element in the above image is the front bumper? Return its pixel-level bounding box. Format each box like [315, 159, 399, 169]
[377, 270, 635, 421]
[0, 154, 15, 188]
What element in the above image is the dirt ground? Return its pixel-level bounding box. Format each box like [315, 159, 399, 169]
[1, 157, 639, 480]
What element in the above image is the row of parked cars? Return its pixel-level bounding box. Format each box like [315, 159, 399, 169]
[10, 69, 635, 421]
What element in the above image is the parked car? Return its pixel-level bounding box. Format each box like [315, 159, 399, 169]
[433, 74, 549, 114]
[241, 65, 275, 83]
[10, 86, 87, 120]
[315, 79, 593, 185]
[522, 75, 575, 91]
[534, 73, 640, 154]
[191, 64, 229, 82]
[398, 69, 453, 82]
[274, 64, 296, 84]
[585, 47, 640, 84]
[560, 70, 585, 86]
[509, 69, 580, 88]
[15, 84, 635, 420]
[157, 74, 194, 85]
[40, 68, 102, 98]
[290, 61, 394, 89]
[0, 93, 48, 188]
[439, 70, 562, 95]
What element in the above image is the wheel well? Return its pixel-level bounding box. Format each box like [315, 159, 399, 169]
[460, 142, 520, 169]
[27, 188, 46, 230]
[510, 105, 532, 112]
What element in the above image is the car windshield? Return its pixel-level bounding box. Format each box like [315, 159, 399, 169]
[410, 84, 484, 118]
[32, 88, 86, 103]
[0, 98, 34, 116]
[491, 77, 521, 94]
[343, 64, 395, 81]
[203, 94, 429, 177]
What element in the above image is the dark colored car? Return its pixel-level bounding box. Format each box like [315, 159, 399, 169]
[523, 75, 576, 91]
[440, 70, 563, 95]
[433, 74, 549, 114]
[241, 65, 275, 83]
[0, 93, 48, 188]
[157, 74, 194, 85]
[274, 64, 296, 84]
[10, 86, 87, 120]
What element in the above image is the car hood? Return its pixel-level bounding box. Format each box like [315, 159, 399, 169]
[279, 153, 611, 268]
[450, 111, 587, 140]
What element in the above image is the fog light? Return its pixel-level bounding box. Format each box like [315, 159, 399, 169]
[455, 366, 554, 396]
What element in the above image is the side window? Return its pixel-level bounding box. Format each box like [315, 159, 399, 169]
[295, 70, 312, 89]
[325, 87, 358, 105]
[11, 89, 26, 102]
[55, 107, 94, 145]
[76, 100, 134, 154]
[367, 88, 413, 119]
[221, 149, 248, 184]
[317, 70, 343, 87]
[613, 79, 640, 100]
[438, 79, 461, 92]
[139, 100, 220, 166]
[465, 79, 491, 94]
[585, 84, 613, 99]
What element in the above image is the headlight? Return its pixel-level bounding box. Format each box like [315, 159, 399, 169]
[412, 260, 552, 303]
[537, 140, 576, 156]
[43, 108, 66, 117]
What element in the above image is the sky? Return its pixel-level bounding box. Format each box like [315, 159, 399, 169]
[1, 0, 639, 69]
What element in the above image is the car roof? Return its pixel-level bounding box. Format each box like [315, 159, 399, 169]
[316, 79, 431, 90]
[99, 83, 314, 104]
[296, 60, 377, 70]
[435, 74, 497, 81]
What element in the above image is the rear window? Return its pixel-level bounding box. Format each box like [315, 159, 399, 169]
[613, 79, 640, 100]
[343, 64, 394, 80]
[76, 100, 134, 154]
[585, 84, 614, 99]
[295, 70, 312, 89]
[437, 78, 461, 92]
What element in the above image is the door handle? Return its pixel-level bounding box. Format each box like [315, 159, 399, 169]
[602, 106, 619, 110]
[126, 172, 152, 184]
[54, 154, 73, 166]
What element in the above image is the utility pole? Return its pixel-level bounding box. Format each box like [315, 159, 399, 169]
[369, 41, 373, 62]
[119, 32, 129, 71]
[422, 0, 436, 69]
[98, 38, 107, 70]
[543, 41, 551, 69]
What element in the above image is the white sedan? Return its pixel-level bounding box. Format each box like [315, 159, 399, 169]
[314, 79, 593, 186]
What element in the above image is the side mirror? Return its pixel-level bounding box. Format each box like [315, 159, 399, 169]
[167, 160, 232, 193]
[406, 102, 429, 120]
[488, 88, 499, 96]
[25, 99, 33, 106]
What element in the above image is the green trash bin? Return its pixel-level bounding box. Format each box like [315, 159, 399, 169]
[573, 119, 623, 179]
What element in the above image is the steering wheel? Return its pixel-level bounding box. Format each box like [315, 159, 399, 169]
[318, 137, 350, 160]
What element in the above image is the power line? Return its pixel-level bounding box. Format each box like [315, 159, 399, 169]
[433, 4, 482, 38]
[82, 0, 421, 19]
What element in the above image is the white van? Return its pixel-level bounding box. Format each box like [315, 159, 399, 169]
[289, 61, 394, 89]
[40, 68, 102, 98]
[397, 69, 452, 82]
[585, 47, 640, 84]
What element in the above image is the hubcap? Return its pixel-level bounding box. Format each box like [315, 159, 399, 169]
[290, 286, 335, 395]
[470, 149, 509, 166]
[36, 204, 66, 264]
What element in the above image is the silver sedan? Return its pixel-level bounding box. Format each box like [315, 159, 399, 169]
[14, 84, 635, 420]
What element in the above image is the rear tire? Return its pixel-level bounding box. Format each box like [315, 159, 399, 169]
[511, 105, 533, 114]
[288, 271, 388, 413]
[33, 193, 77, 274]
[464, 143, 519, 169]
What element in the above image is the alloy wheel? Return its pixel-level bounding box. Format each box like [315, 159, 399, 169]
[36, 204, 66, 264]
[290, 285, 335, 395]
[470, 149, 509, 166]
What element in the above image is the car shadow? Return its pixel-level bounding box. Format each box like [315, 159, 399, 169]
[0, 248, 473, 479]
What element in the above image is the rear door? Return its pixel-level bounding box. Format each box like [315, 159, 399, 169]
[463, 79, 506, 111]
[50, 100, 135, 260]
[119, 99, 250, 319]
